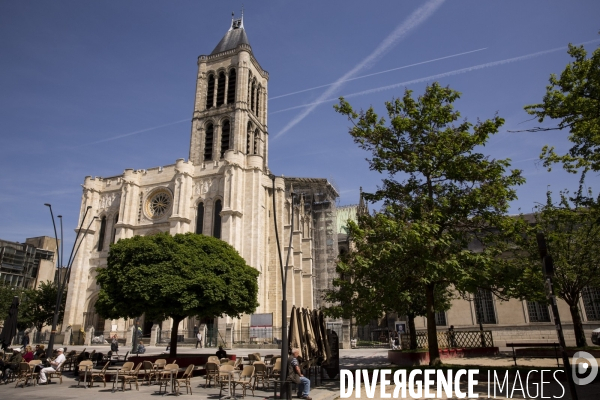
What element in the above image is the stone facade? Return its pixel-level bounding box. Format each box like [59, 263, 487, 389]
[62, 16, 338, 341]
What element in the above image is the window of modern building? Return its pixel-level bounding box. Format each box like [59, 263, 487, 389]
[206, 74, 215, 109]
[213, 199, 222, 239]
[527, 301, 551, 322]
[435, 311, 447, 326]
[195, 202, 204, 234]
[216, 71, 225, 107]
[582, 287, 600, 321]
[97, 216, 107, 251]
[227, 69, 236, 104]
[204, 123, 214, 161]
[474, 288, 497, 324]
[221, 119, 230, 159]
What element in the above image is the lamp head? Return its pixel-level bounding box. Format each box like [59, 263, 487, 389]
[58, 215, 62, 218]
[44, 203, 51, 207]
[87, 206, 92, 210]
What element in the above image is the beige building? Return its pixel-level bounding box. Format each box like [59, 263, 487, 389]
[62, 15, 339, 345]
[337, 206, 600, 347]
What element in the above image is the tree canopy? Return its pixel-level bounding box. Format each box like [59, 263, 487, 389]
[324, 211, 452, 350]
[334, 83, 526, 363]
[524, 43, 600, 174]
[95, 232, 259, 356]
[19, 281, 66, 332]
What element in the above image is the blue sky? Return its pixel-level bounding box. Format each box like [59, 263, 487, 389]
[1, 0, 599, 253]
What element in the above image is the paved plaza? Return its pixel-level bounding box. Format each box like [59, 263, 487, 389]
[1, 347, 599, 399]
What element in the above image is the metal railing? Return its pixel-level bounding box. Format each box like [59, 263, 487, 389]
[401, 330, 494, 349]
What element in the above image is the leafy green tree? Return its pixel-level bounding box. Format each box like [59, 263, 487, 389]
[334, 83, 526, 364]
[324, 212, 452, 350]
[95, 232, 259, 356]
[18, 281, 66, 333]
[524, 43, 600, 174]
[515, 190, 600, 347]
[0, 282, 22, 323]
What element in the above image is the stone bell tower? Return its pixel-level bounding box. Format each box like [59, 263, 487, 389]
[189, 12, 269, 172]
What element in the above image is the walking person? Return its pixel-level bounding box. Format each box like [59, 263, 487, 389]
[21, 331, 30, 349]
[196, 331, 203, 348]
[111, 334, 119, 357]
[447, 325, 457, 348]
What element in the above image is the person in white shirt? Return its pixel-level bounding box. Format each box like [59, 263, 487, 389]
[39, 348, 65, 384]
[196, 331, 203, 348]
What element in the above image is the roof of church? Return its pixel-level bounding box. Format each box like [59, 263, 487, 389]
[211, 15, 251, 55]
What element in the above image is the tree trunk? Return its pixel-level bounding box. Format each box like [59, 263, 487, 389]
[568, 303, 587, 347]
[407, 314, 417, 350]
[169, 316, 182, 358]
[425, 283, 440, 365]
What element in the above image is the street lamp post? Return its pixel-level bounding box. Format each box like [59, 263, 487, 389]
[44, 204, 96, 354]
[270, 176, 295, 399]
[536, 232, 578, 400]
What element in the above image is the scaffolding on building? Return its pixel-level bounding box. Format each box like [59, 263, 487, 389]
[284, 177, 339, 310]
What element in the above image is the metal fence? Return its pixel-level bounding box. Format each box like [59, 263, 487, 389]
[232, 325, 283, 346]
[401, 330, 494, 349]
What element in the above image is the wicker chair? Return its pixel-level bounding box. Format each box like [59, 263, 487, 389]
[14, 362, 33, 388]
[120, 362, 143, 391]
[77, 360, 94, 387]
[204, 362, 219, 388]
[232, 365, 255, 397]
[272, 358, 282, 379]
[174, 364, 195, 395]
[89, 361, 110, 388]
[218, 364, 236, 398]
[142, 360, 158, 385]
[207, 356, 220, 364]
[158, 363, 179, 394]
[46, 361, 65, 384]
[253, 361, 268, 389]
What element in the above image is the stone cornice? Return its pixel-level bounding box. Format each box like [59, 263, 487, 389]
[220, 208, 243, 218]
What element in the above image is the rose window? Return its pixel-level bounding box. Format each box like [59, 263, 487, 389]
[146, 189, 172, 218]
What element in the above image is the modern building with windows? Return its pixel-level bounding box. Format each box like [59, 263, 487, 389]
[63, 15, 338, 344]
[0, 236, 57, 289]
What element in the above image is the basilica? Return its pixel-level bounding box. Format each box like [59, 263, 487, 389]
[62, 15, 339, 346]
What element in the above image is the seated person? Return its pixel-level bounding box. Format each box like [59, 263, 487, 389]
[216, 346, 227, 359]
[39, 348, 66, 384]
[34, 344, 46, 360]
[288, 348, 311, 400]
[137, 340, 146, 354]
[22, 345, 34, 363]
[1, 348, 23, 383]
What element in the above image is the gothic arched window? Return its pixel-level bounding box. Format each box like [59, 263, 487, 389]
[204, 123, 214, 161]
[221, 119, 230, 159]
[227, 69, 236, 104]
[246, 122, 252, 154]
[213, 199, 222, 239]
[97, 216, 107, 251]
[256, 85, 262, 118]
[250, 80, 256, 113]
[111, 213, 119, 244]
[206, 74, 215, 109]
[253, 129, 260, 155]
[195, 202, 204, 234]
[216, 71, 226, 107]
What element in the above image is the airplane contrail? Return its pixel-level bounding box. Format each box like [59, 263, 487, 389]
[273, 0, 446, 139]
[270, 47, 487, 100]
[76, 118, 189, 147]
[271, 38, 600, 115]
